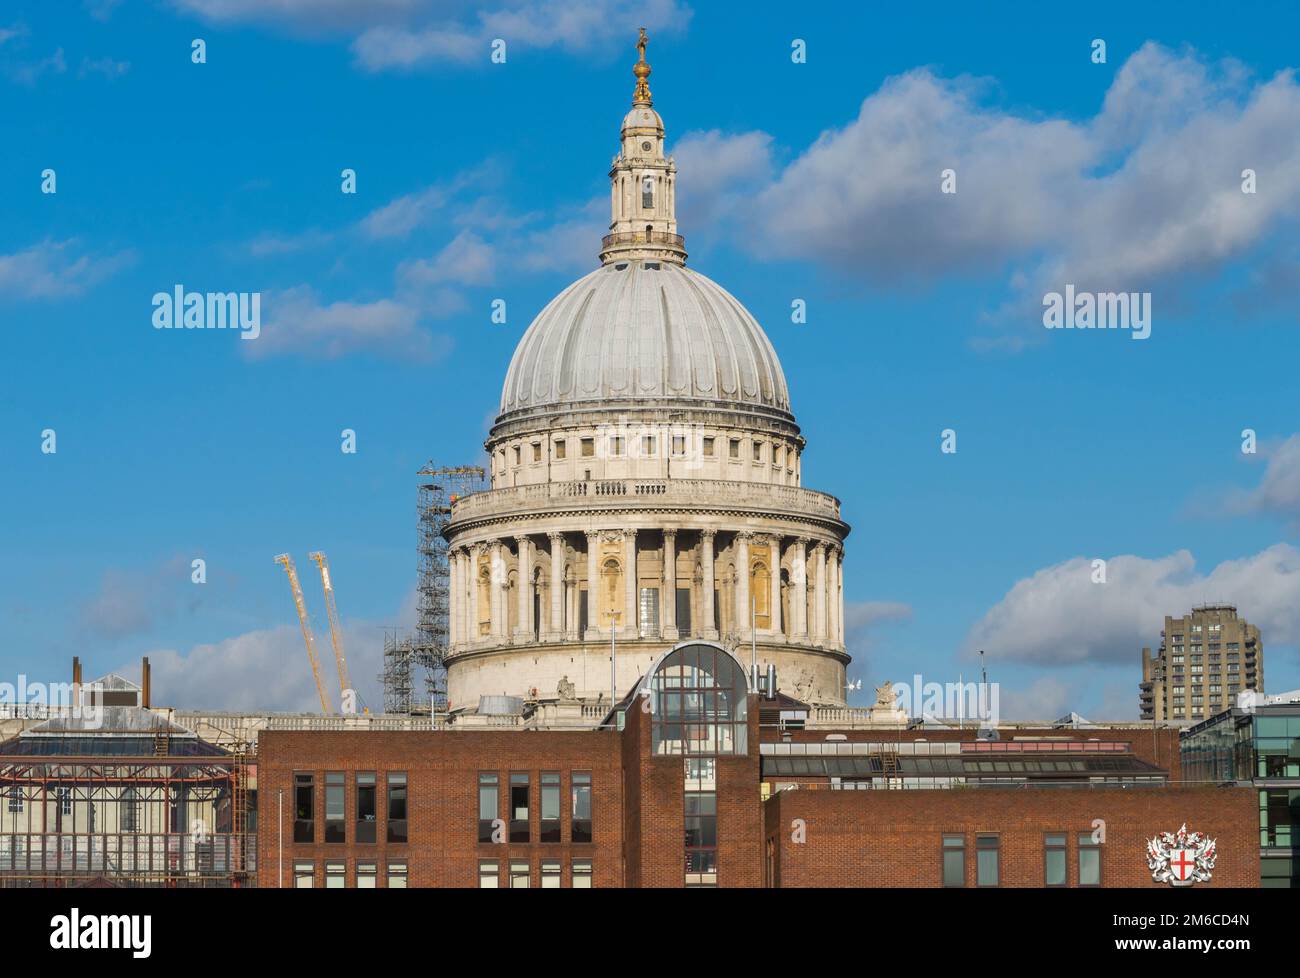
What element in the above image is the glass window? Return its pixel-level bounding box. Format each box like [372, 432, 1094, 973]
[554, 439, 566, 460]
[1045, 834, 1067, 886]
[728, 439, 740, 458]
[649, 643, 749, 757]
[325, 772, 345, 843]
[684, 791, 717, 887]
[572, 859, 592, 888]
[120, 787, 137, 831]
[510, 860, 531, 888]
[479, 772, 499, 843]
[609, 436, 624, 456]
[387, 861, 407, 889]
[479, 860, 499, 888]
[571, 772, 592, 843]
[976, 835, 999, 886]
[581, 437, 594, 457]
[702, 437, 715, 457]
[1078, 834, 1101, 886]
[510, 773, 530, 843]
[942, 835, 965, 887]
[540, 773, 561, 843]
[387, 772, 407, 843]
[356, 862, 377, 888]
[541, 860, 561, 888]
[325, 861, 346, 888]
[293, 861, 314, 888]
[293, 772, 315, 844]
[356, 772, 376, 844]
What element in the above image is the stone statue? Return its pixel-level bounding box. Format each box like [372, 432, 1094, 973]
[557, 676, 576, 701]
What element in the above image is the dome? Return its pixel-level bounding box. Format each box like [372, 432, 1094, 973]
[497, 259, 792, 422]
[622, 105, 663, 132]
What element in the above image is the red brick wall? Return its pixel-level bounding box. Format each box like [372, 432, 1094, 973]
[256, 730, 622, 888]
[765, 785, 1258, 887]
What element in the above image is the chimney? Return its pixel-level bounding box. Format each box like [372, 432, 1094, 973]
[72, 656, 82, 687]
[142, 656, 151, 709]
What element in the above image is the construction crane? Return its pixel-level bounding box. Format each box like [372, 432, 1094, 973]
[309, 551, 352, 708]
[274, 553, 332, 715]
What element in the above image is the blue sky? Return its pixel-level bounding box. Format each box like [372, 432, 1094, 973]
[2, 0, 1299, 717]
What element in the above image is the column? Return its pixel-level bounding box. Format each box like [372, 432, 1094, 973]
[837, 546, 846, 646]
[470, 544, 485, 642]
[661, 528, 678, 640]
[826, 545, 840, 648]
[792, 538, 808, 641]
[624, 529, 638, 638]
[769, 535, 783, 638]
[585, 531, 600, 640]
[734, 532, 751, 638]
[491, 541, 507, 640]
[514, 535, 533, 641]
[811, 542, 827, 644]
[448, 549, 461, 647]
[548, 532, 565, 641]
[701, 529, 717, 639]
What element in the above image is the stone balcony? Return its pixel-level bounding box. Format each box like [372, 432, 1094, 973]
[448, 477, 842, 527]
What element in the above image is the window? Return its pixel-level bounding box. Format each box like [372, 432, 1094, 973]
[752, 441, 763, 462]
[294, 861, 314, 888]
[541, 860, 561, 888]
[581, 437, 594, 457]
[976, 835, 999, 886]
[387, 861, 407, 888]
[510, 773, 530, 843]
[572, 859, 593, 888]
[120, 787, 138, 832]
[703, 436, 715, 457]
[293, 773, 314, 844]
[609, 435, 624, 456]
[513, 446, 521, 465]
[478, 860, 499, 888]
[325, 772, 345, 843]
[643, 435, 656, 455]
[728, 438, 740, 459]
[672, 435, 685, 455]
[540, 773, 561, 843]
[531, 442, 541, 462]
[571, 772, 592, 843]
[1078, 833, 1101, 886]
[357, 862, 377, 888]
[1045, 834, 1067, 886]
[684, 792, 717, 887]
[386, 772, 407, 843]
[642, 175, 654, 209]
[942, 835, 965, 887]
[356, 772, 376, 844]
[510, 860, 531, 888]
[554, 439, 566, 460]
[639, 586, 659, 635]
[648, 643, 749, 756]
[58, 788, 71, 816]
[325, 861, 346, 889]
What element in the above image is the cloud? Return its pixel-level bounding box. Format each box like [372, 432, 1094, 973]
[998, 676, 1073, 722]
[843, 600, 912, 683]
[398, 229, 496, 287]
[673, 129, 774, 232]
[77, 557, 199, 641]
[685, 44, 1300, 344]
[6, 46, 66, 85]
[244, 227, 336, 257]
[0, 239, 134, 299]
[1228, 434, 1300, 526]
[966, 545, 1300, 665]
[0, 24, 25, 46]
[248, 285, 452, 360]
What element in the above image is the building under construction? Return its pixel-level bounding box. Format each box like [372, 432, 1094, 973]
[0, 659, 254, 888]
[381, 464, 485, 714]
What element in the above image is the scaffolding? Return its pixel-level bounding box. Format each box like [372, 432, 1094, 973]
[381, 463, 486, 714]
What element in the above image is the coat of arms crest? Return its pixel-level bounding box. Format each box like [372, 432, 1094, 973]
[1146, 823, 1217, 886]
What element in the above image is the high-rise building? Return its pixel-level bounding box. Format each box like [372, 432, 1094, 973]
[1141, 604, 1263, 724]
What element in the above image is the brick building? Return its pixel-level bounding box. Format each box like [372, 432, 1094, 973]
[257, 640, 1258, 888]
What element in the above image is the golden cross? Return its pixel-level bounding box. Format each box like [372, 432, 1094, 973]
[637, 27, 648, 63]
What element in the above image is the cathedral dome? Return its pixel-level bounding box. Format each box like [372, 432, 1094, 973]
[497, 259, 792, 423]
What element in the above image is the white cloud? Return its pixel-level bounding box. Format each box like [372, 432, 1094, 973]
[77, 557, 199, 641]
[1229, 434, 1300, 526]
[248, 285, 450, 360]
[7, 46, 66, 85]
[685, 44, 1300, 344]
[399, 229, 496, 287]
[966, 545, 1300, 665]
[673, 129, 774, 233]
[0, 239, 134, 299]
[78, 55, 129, 79]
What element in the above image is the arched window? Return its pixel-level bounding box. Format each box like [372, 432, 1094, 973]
[121, 787, 139, 832]
[648, 642, 749, 756]
[641, 175, 654, 209]
[477, 566, 492, 636]
[751, 561, 770, 628]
